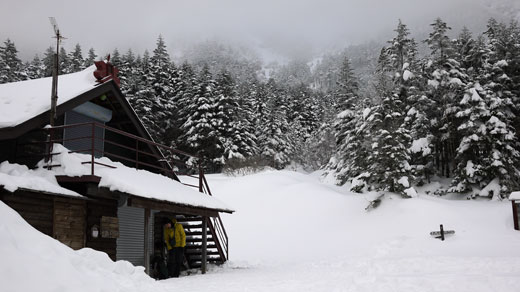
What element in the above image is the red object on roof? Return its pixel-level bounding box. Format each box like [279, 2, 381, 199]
[93, 59, 121, 87]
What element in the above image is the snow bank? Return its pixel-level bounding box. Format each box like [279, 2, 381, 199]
[0, 66, 98, 127]
[0, 200, 158, 292]
[44, 144, 233, 212]
[3, 170, 520, 292]
[0, 160, 81, 197]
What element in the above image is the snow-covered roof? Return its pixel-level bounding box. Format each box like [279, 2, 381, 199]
[43, 144, 233, 213]
[0, 161, 82, 198]
[509, 191, 520, 201]
[0, 66, 98, 128]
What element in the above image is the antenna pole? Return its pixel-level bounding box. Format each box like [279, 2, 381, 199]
[49, 17, 65, 127]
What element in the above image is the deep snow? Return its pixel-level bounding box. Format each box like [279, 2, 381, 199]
[2, 170, 520, 292]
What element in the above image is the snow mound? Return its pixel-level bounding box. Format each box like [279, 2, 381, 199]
[0, 201, 158, 292]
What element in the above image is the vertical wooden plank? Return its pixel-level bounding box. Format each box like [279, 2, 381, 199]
[144, 208, 150, 274]
[199, 167, 204, 193]
[83, 200, 87, 247]
[52, 198, 57, 240]
[201, 216, 207, 274]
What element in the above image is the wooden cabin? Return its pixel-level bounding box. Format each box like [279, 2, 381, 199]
[0, 62, 233, 275]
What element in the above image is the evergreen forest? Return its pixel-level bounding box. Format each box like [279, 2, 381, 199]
[2, 18, 520, 199]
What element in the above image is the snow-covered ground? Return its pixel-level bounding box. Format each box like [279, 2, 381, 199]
[2, 170, 520, 292]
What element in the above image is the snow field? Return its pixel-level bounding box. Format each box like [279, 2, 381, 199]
[2, 169, 520, 291]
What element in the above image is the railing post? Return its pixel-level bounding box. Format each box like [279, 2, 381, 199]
[199, 163, 204, 193]
[91, 122, 95, 176]
[45, 128, 51, 168]
[201, 216, 207, 274]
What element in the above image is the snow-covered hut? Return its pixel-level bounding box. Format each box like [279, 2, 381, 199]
[0, 62, 233, 275]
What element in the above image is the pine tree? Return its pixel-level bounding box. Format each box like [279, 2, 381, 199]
[253, 79, 293, 169]
[26, 55, 45, 79]
[58, 47, 70, 74]
[119, 49, 138, 96]
[325, 55, 365, 185]
[425, 18, 453, 65]
[450, 83, 490, 193]
[42, 46, 55, 77]
[364, 94, 414, 196]
[454, 27, 474, 70]
[68, 43, 84, 72]
[149, 36, 179, 146]
[180, 64, 223, 171]
[387, 20, 418, 74]
[424, 18, 466, 178]
[111, 48, 121, 66]
[0, 39, 23, 83]
[214, 69, 256, 163]
[85, 48, 97, 67]
[334, 57, 359, 111]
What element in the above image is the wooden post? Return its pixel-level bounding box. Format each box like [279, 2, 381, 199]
[513, 201, 519, 231]
[440, 224, 445, 241]
[201, 216, 207, 274]
[199, 165, 204, 193]
[91, 122, 95, 176]
[144, 208, 150, 275]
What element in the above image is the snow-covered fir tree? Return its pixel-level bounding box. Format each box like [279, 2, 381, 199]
[25, 55, 45, 79]
[85, 48, 97, 67]
[0, 39, 24, 83]
[68, 44, 84, 73]
[181, 64, 223, 171]
[58, 47, 70, 74]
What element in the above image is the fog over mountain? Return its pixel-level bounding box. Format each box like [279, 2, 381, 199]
[1, 0, 519, 62]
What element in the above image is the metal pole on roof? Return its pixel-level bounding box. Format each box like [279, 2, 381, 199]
[48, 17, 66, 127]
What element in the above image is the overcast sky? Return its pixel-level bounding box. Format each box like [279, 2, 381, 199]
[0, 0, 516, 61]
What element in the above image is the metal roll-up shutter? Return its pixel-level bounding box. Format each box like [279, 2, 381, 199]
[117, 206, 145, 266]
[63, 111, 105, 157]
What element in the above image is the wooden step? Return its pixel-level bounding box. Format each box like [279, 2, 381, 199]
[185, 250, 220, 256]
[176, 217, 202, 223]
[185, 244, 217, 249]
[186, 237, 214, 243]
[188, 255, 222, 261]
[182, 224, 205, 229]
[185, 231, 211, 236]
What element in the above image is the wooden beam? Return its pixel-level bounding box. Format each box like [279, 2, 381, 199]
[56, 175, 101, 184]
[201, 216, 207, 274]
[128, 196, 219, 218]
[144, 208, 150, 275]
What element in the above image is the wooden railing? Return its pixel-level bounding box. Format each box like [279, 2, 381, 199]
[200, 174, 229, 261]
[42, 121, 229, 261]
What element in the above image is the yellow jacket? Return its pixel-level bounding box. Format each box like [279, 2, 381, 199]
[164, 219, 186, 250]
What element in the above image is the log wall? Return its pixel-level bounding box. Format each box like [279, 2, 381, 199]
[86, 197, 118, 260]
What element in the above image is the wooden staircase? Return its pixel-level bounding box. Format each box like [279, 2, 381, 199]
[177, 215, 228, 268]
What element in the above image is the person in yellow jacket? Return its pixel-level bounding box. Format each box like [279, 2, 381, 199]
[163, 217, 186, 278]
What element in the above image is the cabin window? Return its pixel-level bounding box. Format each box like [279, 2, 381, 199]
[63, 102, 112, 157]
